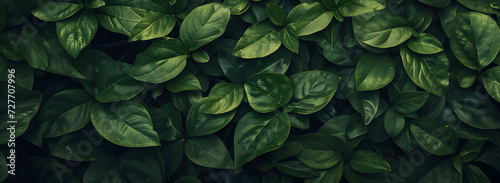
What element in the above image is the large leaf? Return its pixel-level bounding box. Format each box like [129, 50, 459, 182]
[234, 111, 290, 169]
[94, 61, 144, 103]
[129, 12, 176, 41]
[336, 0, 386, 17]
[464, 164, 491, 183]
[51, 131, 115, 161]
[244, 73, 293, 113]
[446, 12, 500, 71]
[289, 71, 340, 114]
[165, 71, 202, 93]
[42, 34, 86, 79]
[391, 91, 429, 114]
[96, 6, 147, 36]
[185, 98, 236, 137]
[56, 10, 98, 58]
[482, 66, 500, 103]
[400, 45, 449, 97]
[131, 39, 188, 83]
[17, 30, 48, 70]
[204, 82, 244, 114]
[447, 89, 500, 129]
[355, 54, 395, 91]
[179, 3, 230, 51]
[276, 161, 321, 178]
[294, 132, 344, 169]
[232, 21, 281, 59]
[32, 1, 84, 21]
[456, 0, 500, 14]
[356, 11, 413, 48]
[185, 135, 234, 169]
[410, 117, 459, 156]
[305, 160, 343, 183]
[287, 2, 334, 36]
[350, 150, 391, 173]
[90, 101, 161, 147]
[38, 89, 94, 138]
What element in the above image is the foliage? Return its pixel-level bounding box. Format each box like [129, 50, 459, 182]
[1, 0, 500, 182]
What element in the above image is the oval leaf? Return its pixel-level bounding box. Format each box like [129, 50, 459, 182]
[186, 98, 236, 137]
[232, 21, 281, 59]
[244, 73, 293, 113]
[482, 66, 500, 103]
[287, 3, 333, 36]
[355, 54, 395, 91]
[410, 117, 459, 156]
[406, 33, 444, 55]
[129, 12, 176, 41]
[289, 71, 341, 115]
[185, 135, 234, 169]
[204, 82, 244, 114]
[32, 2, 84, 21]
[356, 12, 413, 48]
[350, 150, 391, 173]
[56, 11, 98, 58]
[295, 132, 344, 169]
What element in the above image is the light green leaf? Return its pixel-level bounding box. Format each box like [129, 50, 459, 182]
[91, 101, 161, 147]
[355, 54, 395, 91]
[337, 0, 386, 17]
[38, 89, 94, 138]
[482, 66, 500, 103]
[186, 98, 236, 137]
[287, 2, 334, 36]
[56, 11, 98, 58]
[410, 117, 459, 156]
[165, 71, 202, 93]
[289, 71, 340, 114]
[244, 73, 293, 113]
[131, 39, 188, 83]
[129, 12, 176, 41]
[223, 0, 250, 15]
[356, 11, 413, 48]
[180, 3, 230, 51]
[406, 33, 443, 55]
[185, 135, 234, 169]
[32, 2, 84, 21]
[234, 111, 290, 169]
[350, 150, 391, 173]
[204, 82, 244, 114]
[232, 21, 281, 59]
[400, 45, 449, 97]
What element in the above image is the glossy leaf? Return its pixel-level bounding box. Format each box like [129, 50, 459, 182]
[287, 3, 334, 36]
[355, 54, 395, 91]
[289, 71, 340, 114]
[94, 61, 144, 103]
[91, 101, 161, 147]
[337, 0, 386, 17]
[406, 33, 443, 55]
[56, 11, 98, 58]
[186, 98, 236, 137]
[295, 132, 344, 169]
[391, 91, 429, 114]
[244, 73, 293, 113]
[447, 89, 500, 129]
[410, 117, 459, 156]
[266, 3, 286, 26]
[350, 150, 391, 173]
[32, 2, 84, 21]
[165, 71, 202, 93]
[204, 82, 244, 114]
[458, 69, 477, 88]
[482, 66, 500, 103]
[185, 135, 234, 169]
[96, 6, 146, 36]
[192, 49, 210, 63]
[348, 90, 379, 125]
[280, 27, 299, 54]
[356, 12, 413, 48]
[456, 0, 500, 14]
[232, 21, 281, 59]
[384, 107, 405, 138]
[305, 160, 343, 183]
[129, 12, 176, 41]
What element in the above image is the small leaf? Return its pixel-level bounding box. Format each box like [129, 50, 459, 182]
[56, 11, 98, 58]
[266, 3, 286, 26]
[186, 98, 236, 137]
[350, 150, 391, 173]
[204, 82, 244, 114]
[280, 27, 299, 54]
[32, 2, 84, 21]
[232, 21, 281, 59]
[458, 69, 477, 88]
[244, 73, 293, 113]
[406, 33, 443, 54]
[192, 49, 210, 63]
[276, 161, 321, 178]
[482, 66, 500, 103]
[384, 107, 405, 138]
[165, 71, 202, 93]
[185, 135, 234, 169]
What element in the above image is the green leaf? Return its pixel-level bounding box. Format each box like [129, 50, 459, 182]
[51, 131, 115, 161]
[94, 61, 144, 103]
[287, 2, 334, 36]
[452, 156, 464, 174]
[150, 104, 183, 141]
[337, 0, 386, 17]
[348, 90, 379, 125]
[161, 140, 184, 179]
[400, 45, 449, 97]
[458, 69, 476, 88]
[244, 73, 293, 113]
[384, 107, 405, 138]
[305, 160, 343, 183]
[447, 89, 500, 129]
[17, 31, 48, 70]
[38, 89, 94, 138]
[96, 6, 146, 36]
[42, 34, 86, 79]
[459, 138, 486, 163]
[417, 0, 451, 8]
[289, 71, 340, 114]
[234, 111, 290, 169]
[84, 149, 163, 183]
[232, 21, 281, 59]
[223, 0, 250, 15]
[319, 115, 350, 143]
[280, 27, 299, 54]
[457, 0, 500, 14]
[32, 2, 84, 21]
[129, 12, 176, 41]
[346, 113, 368, 139]
[464, 164, 491, 183]
[410, 117, 459, 156]
[186, 98, 236, 137]
[419, 94, 446, 118]
[276, 161, 321, 178]
[289, 114, 310, 130]
[180, 3, 230, 51]
[165, 71, 202, 93]
[90, 101, 161, 147]
[204, 82, 244, 114]
[355, 54, 395, 91]
[270, 140, 303, 162]
[172, 90, 202, 114]
[185, 135, 234, 169]
[482, 66, 500, 103]
[174, 176, 202, 183]
[356, 11, 413, 48]
[447, 12, 500, 71]
[266, 3, 286, 26]
[406, 33, 443, 55]
[56, 11, 98, 58]
[295, 132, 344, 169]
[350, 150, 391, 173]
[391, 91, 429, 114]
[192, 49, 210, 63]
[131, 39, 188, 83]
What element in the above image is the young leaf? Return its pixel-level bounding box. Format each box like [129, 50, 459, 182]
[458, 69, 476, 88]
[186, 98, 236, 137]
[129, 12, 176, 42]
[244, 73, 293, 113]
[38, 89, 94, 138]
[90, 101, 161, 147]
[192, 49, 210, 63]
[280, 27, 299, 54]
[185, 135, 234, 169]
[180, 3, 230, 51]
[356, 12, 413, 48]
[406, 33, 443, 55]
[289, 71, 340, 115]
[355, 54, 395, 91]
[204, 82, 244, 114]
[336, 0, 386, 17]
[234, 111, 290, 169]
[482, 66, 500, 103]
[56, 11, 98, 58]
[131, 39, 188, 83]
[266, 3, 286, 26]
[32, 1, 84, 21]
[287, 2, 334, 36]
[232, 21, 281, 59]
[410, 117, 459, 156]
[350, 150, 391, 173]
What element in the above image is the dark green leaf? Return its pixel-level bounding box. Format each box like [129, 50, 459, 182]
[204, 82, 244, 114]
[172, 90, 202, 114]
[457, 0, 500, 14]
[482, 66, 500, 103]
[406, 33, 443, 55]
[192, 49, 210, 63]
[348, 90, 379, 125]
[384, 107, 405, 138]
[0, 153, 6, 182]
[56, 11, 98, 58]
[447, 89, 500, 129]
[356, 11, 413, 48]
[94, 61, 144, 103]
[459, 138, 486, 163]
[96, 6, 146, 36]
[32, 2, 84, 21]
[350, 150, 391, 173]
[355, 54, 395, 91]
[22, 157, 80, 183]
[295, 132, 344, 169]
[464, 164, 491, 183]
[186, 98, 236, 137]
[276, 161, 321, 178]
[305, 160, 343, 183]
[458, 69, 476, 88]
[223, 0, 250, 15]
[162, 140, 184, 179]
[417, 0, 451, 8]
[266, 3, 286, 26]
[165, 71, 202, 93]
[280, 27, 299, 54]
[289, 71, 340, 114]
[51, 131, 115, 161]
[150, 104, 183, 141]
[244, 73, 293, 113]
[185, 135, 234, 169]
[391, 91, 429, 114]
[319, 115, 350, 143]
[233, 21, 281, 58]
[173, 176, 202, 183]
[410, 117, 459, 156]
[270, 140, 303, 162]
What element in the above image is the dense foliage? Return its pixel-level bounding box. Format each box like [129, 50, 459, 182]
[1, 0, 500, 182]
